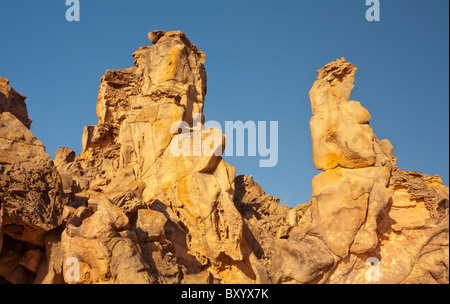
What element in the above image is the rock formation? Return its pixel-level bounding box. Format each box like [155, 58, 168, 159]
[0, 77, 31, 129]
[308, 58, 448, 283]
[0, 32, 447, 284]
[0, 77, 66, 283]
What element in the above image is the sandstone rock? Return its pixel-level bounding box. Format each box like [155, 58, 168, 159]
[54, 147, 76, 169]
[233, 175, 337, 284]
[96, 196, 129, 231]
[309, 59, 449, 284]
[0, 77, 31, 129]
[308, 167, 392, 257]
[0, 91, 66, 246]
[0, 236, 22, 278]
[107, 236, 154, 284]
[181, 270, 214, 284]
[309, 58, 381, 170]
[271, 236, 336, 284]
[329, 212, 448, 284]
[307, 58, 397, 266]
[61, 206, 153, 284]
[359, 168, 449, 284]
[390, 168, 449, 219]
[140, 241, 181, 284]
[54, 147, 77, 193]
[55, 31, 249, 283]
[33, 229, 65, 284]
[19, 249, 44, 273]
[136, 209, 167, 242]
[1, 35, 447, 285]
[148, 30, 166, 44]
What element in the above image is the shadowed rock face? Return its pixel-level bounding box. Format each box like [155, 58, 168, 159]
[0, 32, 448, 284]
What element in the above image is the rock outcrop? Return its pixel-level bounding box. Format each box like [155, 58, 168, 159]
[308, 58, 449, 284]
[308, 58, 394, 259]
[55, 30, 249, 284]
[328, 167, 449, 284]
[0, 77, 31, 129]
[0, 33, 447, 284]
[0, 78, 66, 283]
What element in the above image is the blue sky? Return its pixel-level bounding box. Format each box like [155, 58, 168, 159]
[0, 0, 448, 207]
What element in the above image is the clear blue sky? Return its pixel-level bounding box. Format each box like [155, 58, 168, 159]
[1, 0, 448, 207]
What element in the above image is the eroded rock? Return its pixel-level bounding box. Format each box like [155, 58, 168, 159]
[0, 77, 31, 129]
[309, 58, 449, 284]
[56, 31, 249, 284]
[0, 101, 65, 246]
[0, 35, 447, 285]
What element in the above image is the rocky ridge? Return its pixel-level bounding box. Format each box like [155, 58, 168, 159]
[0, 31, 448, 284]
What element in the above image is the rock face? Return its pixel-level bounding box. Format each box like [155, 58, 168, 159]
[0, 80, 66, 283]
[0, 110, 65, 247]
[234, 175, 336, 284]
[0, 33, 447, 284]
